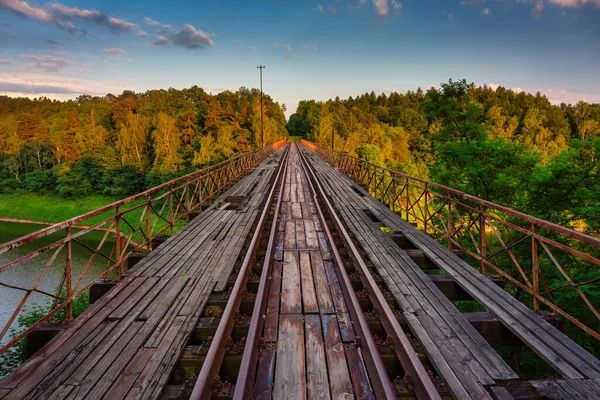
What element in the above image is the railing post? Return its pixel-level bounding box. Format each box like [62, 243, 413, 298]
[65, 225, 73, 322]
[480, 205, 486, 275]
[447, 199, 453, 250]
[185, 178, 191, 216]
[405, 177, 409, 222]
[169, 183, 174, 234]
[424, 183, 429, 234]
[146, 194, 152, 251]
[532, 223, 540, 312]
[115, 206, 123, 280]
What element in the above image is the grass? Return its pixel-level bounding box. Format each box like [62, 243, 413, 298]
[0, 192, 117, 224]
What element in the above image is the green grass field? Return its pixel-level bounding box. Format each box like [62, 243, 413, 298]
[0, 193, 117, 224]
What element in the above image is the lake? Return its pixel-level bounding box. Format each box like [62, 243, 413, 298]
[0, 222, 116, 344]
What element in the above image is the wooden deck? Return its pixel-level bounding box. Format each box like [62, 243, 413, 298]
[0, 149, 286, 400]
[300, 144, 600, 399]
[261, 144, 372, 399]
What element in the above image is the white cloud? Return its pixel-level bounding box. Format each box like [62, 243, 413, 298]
[487, 83, 524, 93]
[482, 7, 490, 14]
[0, 71, 134, 100]
[373, 0, 389, 16]
[20, 54, 74, 72]
[0, 0, 53, 22]
[532, 1, 545, 14]
[102, 48, 126, 56]
[384, 87, 402, 93]
[135, 30, 148, 37]
[143, 17, 171, 30]
[371, 0, 401, 17]
[148, 21, 214, 49]
[170, 25, 213, 49]
[303, 43, 317, 50]
[315, 4, 337, 15]
[0, 0, 141, 34]
[547, 0, 600, 7]
[273, 42, 293, 51]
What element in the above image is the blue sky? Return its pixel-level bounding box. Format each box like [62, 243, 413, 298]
[0, 0, 599, 117]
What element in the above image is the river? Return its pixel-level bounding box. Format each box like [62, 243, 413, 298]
[0, 222, 116, 344]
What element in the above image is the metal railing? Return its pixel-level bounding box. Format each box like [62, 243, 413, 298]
[0, 140, 286, 355]
[302, 139, 600, 342]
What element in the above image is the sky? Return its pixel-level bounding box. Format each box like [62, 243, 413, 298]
[0, 0, 599, 117]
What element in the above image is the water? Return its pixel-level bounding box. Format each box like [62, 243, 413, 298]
[0, 222, 115, 344]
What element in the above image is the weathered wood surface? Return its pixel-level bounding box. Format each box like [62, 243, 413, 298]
[264, 145, 372, 399]
[302, 146, 516, 399]
[0, 149, 286, 400]
[302, 144, 600, 398]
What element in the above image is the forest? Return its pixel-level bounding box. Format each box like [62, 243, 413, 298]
[0, 86, 287, 199]
[289, 80, 600, 238]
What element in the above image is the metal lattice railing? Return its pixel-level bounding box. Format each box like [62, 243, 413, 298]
[302, 139, 600, 342]
[0, 140, 286, 355]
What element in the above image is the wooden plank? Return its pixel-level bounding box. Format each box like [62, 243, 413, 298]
[274, 231, 284, 261]
[296, 220, 307, 249]
[253, 348, 276, 400]
[490, 387, 514, 400]
[274, 314, 306, 400]
[310, 251, 335, 314]
[46, 385, 75, 400]
[304, 220, 319, 249]
[344, 345, 374, 400]
[305, 315, 331, 400]
[101, 348, 155, 400]
[285, 220, 296, 249]
[317, 232, 331, 261]
[123, 316, 187, 399]
[556, 379, 597, 400]
[281, 252, 302, 314]
[530, 380, 576, 399]
[292, 203, 303, 220]
[321, 315, 353, 399]
[299, 252, 319, 314]
[403, 312, 474, 400]
[265, 262, 283, 341]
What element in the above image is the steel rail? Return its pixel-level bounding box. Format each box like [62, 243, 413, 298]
[232, 147, 289, 399]
[298, 143, 442, 400]
[189, 143, 291, 400]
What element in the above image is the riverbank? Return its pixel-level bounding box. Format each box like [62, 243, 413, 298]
[0, 193, 116, 224]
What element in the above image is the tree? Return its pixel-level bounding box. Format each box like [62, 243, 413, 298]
[152, 112, 183, 173]
[117, 113, 150, 170]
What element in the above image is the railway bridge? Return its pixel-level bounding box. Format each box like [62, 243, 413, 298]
[0, 141, 599, 399]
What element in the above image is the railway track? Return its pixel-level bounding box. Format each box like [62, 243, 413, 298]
[163, 143, 445, 399]
[4, 140, 600, 399]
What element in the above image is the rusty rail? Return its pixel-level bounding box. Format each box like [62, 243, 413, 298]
[190, 143, 290, 400]
[302, 139, 600, 342]
[298, 143, 441, 399]
[0, 140, 286, 355]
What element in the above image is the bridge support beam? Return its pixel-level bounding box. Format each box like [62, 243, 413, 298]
[428, 274, 504, 301]
[26, 322, 69, 359]
[463, 311, 561, 347]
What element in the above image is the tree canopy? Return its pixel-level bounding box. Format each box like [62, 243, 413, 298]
[0, 86, 287, 198]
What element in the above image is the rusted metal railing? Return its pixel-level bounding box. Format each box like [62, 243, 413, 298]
[302, 139, 600, 342]
[0, 140, 286, 355]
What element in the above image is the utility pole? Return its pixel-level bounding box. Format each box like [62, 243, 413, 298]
[331, 124, 335, 154]
[257, 65, 265, 148]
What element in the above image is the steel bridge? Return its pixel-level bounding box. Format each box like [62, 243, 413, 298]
[0, 140, 599, 399]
